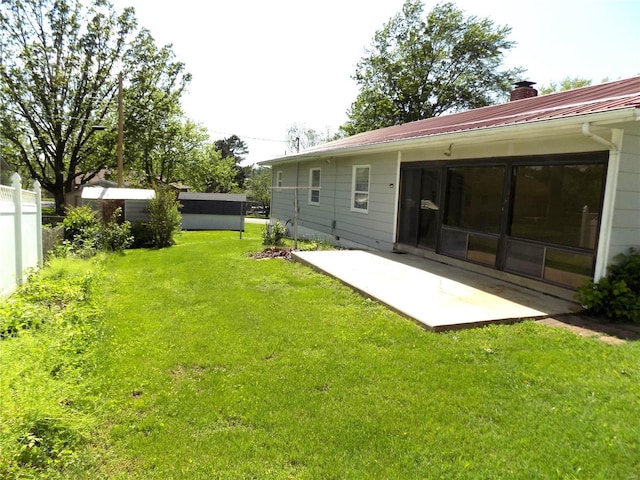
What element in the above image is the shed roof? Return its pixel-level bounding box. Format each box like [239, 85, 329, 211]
[81, 187, 155, 200]
[264, 76, 640, 163]
[178, 192, 247, 202]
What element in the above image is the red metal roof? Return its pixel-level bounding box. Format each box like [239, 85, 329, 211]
[302, 76, 640, 155]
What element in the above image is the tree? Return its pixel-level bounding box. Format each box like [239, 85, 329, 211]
[0, 0, 137, 213]
[538, 77, 592, 95]
[245, 166, 271, 213]
[213, 134, 250, 189]
[341, 1, 523, 136]
[119, 28, 193, 185]
[285, 123, 340, 153]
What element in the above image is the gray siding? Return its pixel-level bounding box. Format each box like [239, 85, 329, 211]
[610, 123, 640, 260]
[270, 153, 399, 250]
[124, 200, 151, 223]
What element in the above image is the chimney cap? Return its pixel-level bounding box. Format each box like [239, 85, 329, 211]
[514, 80, 536, 88]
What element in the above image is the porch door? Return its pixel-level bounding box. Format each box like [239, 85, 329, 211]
[397, 166, 441, 249]
[416, 168, 441, 250]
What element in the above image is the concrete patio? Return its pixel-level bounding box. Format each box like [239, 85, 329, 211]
[292, 250, 583, 331]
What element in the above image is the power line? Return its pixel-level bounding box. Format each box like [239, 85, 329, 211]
[209, 130, 287, 144]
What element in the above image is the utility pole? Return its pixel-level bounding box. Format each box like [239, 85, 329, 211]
[117, 72, 124, 187]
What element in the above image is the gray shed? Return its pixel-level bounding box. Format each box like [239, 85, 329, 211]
[178, 192, 246, 231]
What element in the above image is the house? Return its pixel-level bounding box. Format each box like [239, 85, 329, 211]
[178, 192, 246, 231]
[261, 77, 640, 296]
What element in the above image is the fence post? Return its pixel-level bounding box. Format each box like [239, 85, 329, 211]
[11, 173, 23, 286]
[34, 180, 43, 267]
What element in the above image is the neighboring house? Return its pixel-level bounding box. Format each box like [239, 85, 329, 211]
[80, 186, 155, 223]
[262, 77, 640, 295]
[178, 192, 246, 231]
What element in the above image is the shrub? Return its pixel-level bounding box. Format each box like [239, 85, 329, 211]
[262, 221, 287, 246]
[97, 208, 133, 252]
[60, 206, 132, 256]
[576, 248, 640, 323]
[62, 206, 100, 242]
[146, 188, 182, 248]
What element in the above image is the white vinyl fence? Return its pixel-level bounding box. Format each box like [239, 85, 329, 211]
[1, 173, 43, 297]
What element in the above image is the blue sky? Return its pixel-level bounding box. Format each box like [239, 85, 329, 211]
[109, 0, 640, 164]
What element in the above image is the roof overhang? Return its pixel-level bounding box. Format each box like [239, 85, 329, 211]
[81, 187, 156, 200]
[260, 107, 640, 166]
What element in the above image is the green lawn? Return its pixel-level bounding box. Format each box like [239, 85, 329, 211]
[2, 224, 640, 478]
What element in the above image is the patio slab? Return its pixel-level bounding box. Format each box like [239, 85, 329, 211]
[293, 250, 582, 331]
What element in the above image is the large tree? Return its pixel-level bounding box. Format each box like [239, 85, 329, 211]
[342, 1, 523, 136]
[120, 28, 193, 185]
[0, 0, 194, 213]
[0, 0, 137, 213]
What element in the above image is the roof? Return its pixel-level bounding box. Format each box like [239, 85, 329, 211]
[81, 187, 155, 200]
[264, 76, 640, 163]
[178, 192, 247, 202]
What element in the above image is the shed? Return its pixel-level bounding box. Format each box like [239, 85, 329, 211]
[81, 186, 155, 223]
[178, 192, 246, 231]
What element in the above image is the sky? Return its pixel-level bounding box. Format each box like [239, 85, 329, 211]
[109, 0, 640, 165]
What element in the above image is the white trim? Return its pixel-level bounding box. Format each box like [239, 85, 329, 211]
[308, 167, 321, 205]
[593, 128, 624, 280]
[350, 164, 370, 213]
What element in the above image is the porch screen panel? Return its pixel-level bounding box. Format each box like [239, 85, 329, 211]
[510, 164, 605, 249]
[444, 166, 504, 234]
[397, 169, 421, 245]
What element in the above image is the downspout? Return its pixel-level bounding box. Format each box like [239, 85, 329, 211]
[391, 151, 402, 245]
[581, 123, 623, 281]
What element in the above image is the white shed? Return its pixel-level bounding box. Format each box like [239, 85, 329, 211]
[81, 187, 155, 223]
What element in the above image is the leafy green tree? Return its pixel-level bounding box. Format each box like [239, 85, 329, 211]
[213, 134, 250, 188]
[146, 187, 181, 248]
[119, 28, 193, 185]
[342, 1, 523, 136]
[0, 0, 137, 213]
[245, 166, 271, 213]
[538, 77, 592, 95]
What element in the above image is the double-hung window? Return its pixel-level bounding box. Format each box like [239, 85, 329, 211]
[309, 168, 321, 205]
[351, 165, 370, 213]
[276, 171, 283, 189]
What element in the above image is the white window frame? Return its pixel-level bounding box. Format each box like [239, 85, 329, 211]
[309, 168, 321, 205]
[351, 165, 370, 213]
[276, 170, 283, 189]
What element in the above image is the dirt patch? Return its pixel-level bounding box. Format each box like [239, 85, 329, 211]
[538, 313, 640, 345]
[250, 247, 292, 260]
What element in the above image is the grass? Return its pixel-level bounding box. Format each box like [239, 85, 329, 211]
[2, 223, 640, 478]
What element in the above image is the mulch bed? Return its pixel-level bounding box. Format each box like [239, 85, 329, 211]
[250, 247, 293, 260]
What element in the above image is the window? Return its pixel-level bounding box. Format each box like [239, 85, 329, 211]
[276, 171, 283, 189]
[509, 163, 605, 249]
[444, 166, 505, 234]
[309, 168, 320, 204]
[351, 165, 370, 212]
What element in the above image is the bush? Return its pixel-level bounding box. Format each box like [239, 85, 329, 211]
[262, 221, 287, 246]
[576, 248, 640, 323]
[60, 206, 132, 257]
[62, 206, 100, 242]
[97, 208, 133, 252]
[146, 188, 182, 248]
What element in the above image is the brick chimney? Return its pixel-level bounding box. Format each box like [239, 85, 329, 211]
[510, 81, 537, 101]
